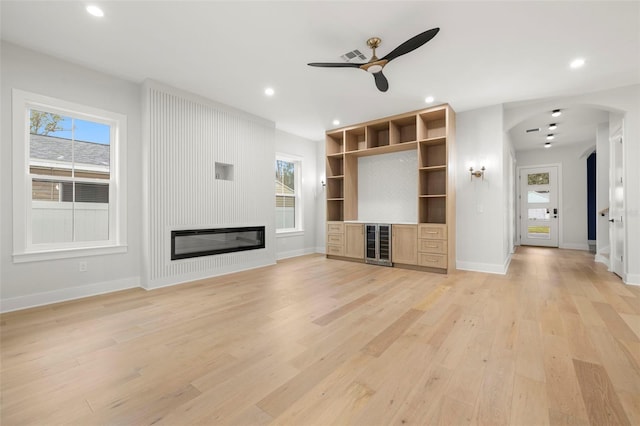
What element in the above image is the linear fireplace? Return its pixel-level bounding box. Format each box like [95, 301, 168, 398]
[171, 226, 265, 260]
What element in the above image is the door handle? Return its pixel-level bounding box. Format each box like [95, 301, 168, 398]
[609, 219, 615, 223]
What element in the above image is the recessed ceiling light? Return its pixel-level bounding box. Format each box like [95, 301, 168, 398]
[546, 134, 555, 140]
[86, 5, 104, 17]
[570, 58, 585, 69]
[332, 119, 340, 126]
[544, 142, 552, 148]
[548, 123, 557, 131]
[551, 109, 562, 117]
[425, 96, 435, 103]
[264, 87, 275, 96]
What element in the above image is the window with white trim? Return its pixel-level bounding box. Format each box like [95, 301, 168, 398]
[12, 90, 127, 262]
[275, 155, 302, 232]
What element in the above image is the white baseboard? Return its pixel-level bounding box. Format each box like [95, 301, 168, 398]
[0, 277, 140, 313]
[559, 243, 590, 251]
[276, 247, 317, 261]
[594, 254, 610, 268]
[456, 254, 511, 275]
[315, 246, 326, 254]
[143, 259, 275, 290]
[625, 273, 640, 286]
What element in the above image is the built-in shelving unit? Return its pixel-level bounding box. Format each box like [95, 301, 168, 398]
[325, 104, 455, 273]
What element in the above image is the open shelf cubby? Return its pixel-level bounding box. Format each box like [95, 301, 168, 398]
[419, 196, 446, 224]
[345, 127, 366, 152]
[327, 199, 344, 221]
[419, 168, 446, 196]
[326, 177, 344, 199]
[366, 122, 390, 149]
[418, 108, 447, 140]
[419, 140, 446, 167]
[326, 131, 344, 155]
[390, 116, 417, 144]
[326, 155, 344, 177]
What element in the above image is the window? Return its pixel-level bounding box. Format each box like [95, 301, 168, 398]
[275, 155, 302, 233]
[12, 90, 127, 262]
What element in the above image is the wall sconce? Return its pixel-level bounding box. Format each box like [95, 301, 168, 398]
[469, 166, 485, 181]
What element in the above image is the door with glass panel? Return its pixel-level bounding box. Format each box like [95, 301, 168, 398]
[520, 166, 559, 247]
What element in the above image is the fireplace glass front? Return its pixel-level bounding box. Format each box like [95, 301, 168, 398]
[171, 226, 265, 260]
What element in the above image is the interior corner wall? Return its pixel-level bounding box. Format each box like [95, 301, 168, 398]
[455, 104, 509, 274]
[316, 139, 327, 253]
[516, 141, 593, 251]
[0, 42, 142, 312]
[596, 122, 610, 262]
[274, 129, 320, 260]
[142, 81, 276, 289]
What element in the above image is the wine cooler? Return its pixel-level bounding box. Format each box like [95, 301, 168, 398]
[365, 224, 392, 266]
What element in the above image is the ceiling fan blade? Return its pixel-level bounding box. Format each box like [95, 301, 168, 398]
[307, 62, 362, 68]
[381, 28, 440, 62]
[373, 71, 389, 92]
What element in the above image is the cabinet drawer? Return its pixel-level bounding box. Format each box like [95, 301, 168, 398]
[419, 239, 447, 254]
[327, 222, 344, 234]
[326, 244, 344, 256]
[327, 233, 344, 245]
[418, 253, 447, 269]
[418, 224, 447, 240]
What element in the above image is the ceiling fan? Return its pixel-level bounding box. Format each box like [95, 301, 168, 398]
[308, 28, 440, 93]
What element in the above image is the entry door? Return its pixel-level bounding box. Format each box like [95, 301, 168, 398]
[520, 166, 559, 247]
[610, 128, 625, 277]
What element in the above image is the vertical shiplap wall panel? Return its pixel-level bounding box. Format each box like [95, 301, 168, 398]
[144, 82, 276, 288]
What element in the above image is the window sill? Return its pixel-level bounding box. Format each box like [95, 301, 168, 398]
[276, 230, 305, 238]
[13, 244, 128, 263]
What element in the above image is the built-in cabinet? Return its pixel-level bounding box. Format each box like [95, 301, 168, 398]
[392, 225, 418, 265]
[325, 104, 455, 273]
[344, 223, 365, 259]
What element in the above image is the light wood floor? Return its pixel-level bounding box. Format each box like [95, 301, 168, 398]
[1, 247, 639, 425]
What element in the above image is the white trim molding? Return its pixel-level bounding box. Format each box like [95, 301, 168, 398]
[0, 277, 140, 313]
[456, 254, 512, 275]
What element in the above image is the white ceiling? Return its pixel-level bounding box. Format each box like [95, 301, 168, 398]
[2, 1, 639, 145]
[509, 106, 609, 152]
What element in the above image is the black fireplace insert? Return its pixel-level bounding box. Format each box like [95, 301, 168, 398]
[171, 226, 265, 260]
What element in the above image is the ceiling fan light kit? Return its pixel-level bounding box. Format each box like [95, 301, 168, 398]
[308, 27, 440, 92]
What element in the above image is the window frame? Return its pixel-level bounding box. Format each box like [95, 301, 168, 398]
[275, 153, 303, 234]
[12, 89, 127, 263]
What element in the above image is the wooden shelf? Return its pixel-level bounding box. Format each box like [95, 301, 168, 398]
[325, 103, 455, 272]
[346, 141, 417, 158]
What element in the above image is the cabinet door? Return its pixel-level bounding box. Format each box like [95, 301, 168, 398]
[344, 224, 365, 259]
[392, 225, 418, 265]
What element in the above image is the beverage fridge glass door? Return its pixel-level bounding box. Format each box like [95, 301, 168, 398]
[366, 224, 378, 261]
[378, 224, 391, 264]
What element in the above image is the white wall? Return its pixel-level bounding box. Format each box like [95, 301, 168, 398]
[358, 150, 418, 223]
[456, 104, 511, 274]
[504, 85, 640, 285]
[0, 42, 143, 311]
[274, 129, 321, 260]
[596, 122, 610, 264]
[516, 141, 593, 250]
[142, 81, 276, 289]
[316, 139, 327, 253]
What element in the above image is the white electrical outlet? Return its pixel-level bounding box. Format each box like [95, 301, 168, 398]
[79, 261, 88, 272]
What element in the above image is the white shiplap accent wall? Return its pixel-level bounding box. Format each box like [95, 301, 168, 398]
[143, 81, 276, 289]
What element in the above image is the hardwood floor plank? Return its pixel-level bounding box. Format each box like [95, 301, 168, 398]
[593, 301, 640, 342]
[312, 293, 377, 326]
[541, 334, 589, 422]
[510, 374, 550, 426]
[572, 358, 631, 426]
[361, 308, 424, 357]
[1, 250, 637, 425]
